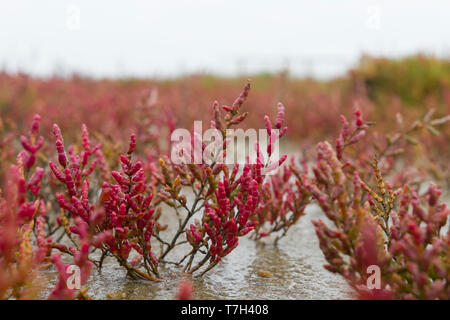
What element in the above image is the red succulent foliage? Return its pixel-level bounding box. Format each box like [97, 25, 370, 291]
[0, 116, 50, 299]
[299, 108, 449, 299]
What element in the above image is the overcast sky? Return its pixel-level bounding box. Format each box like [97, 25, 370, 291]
[1, 0, 449, 78]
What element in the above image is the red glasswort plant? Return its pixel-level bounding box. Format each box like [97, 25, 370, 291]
[154, 83, 302, 275]
[48, 123, 111, 298]
[0, 115, 50, 299]
[249, 104, 309, 243]
[98, 134, 165, 281]
[303, 108, 449, 299]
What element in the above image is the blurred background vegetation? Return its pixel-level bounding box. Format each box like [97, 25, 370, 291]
[1, 54, 449, 147]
